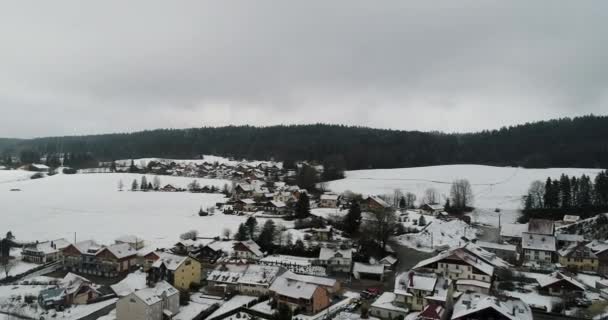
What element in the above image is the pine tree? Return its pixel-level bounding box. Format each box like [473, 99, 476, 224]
[235, 223, 249, 241]
[257, 220, 276, 250]
[141, 176, 148, 191]
[559, 174, 571, 208]
[418, 215, 426, 226]
[543, 178, 553, 208]
[245, 217, 258, 239]
[129, 159, 137, 173]
[399, 197, 406, 209]
[131, 179, 139, 191]
[343, 201, 362, 235]
[579, 175, 593, 207]
[295, 193, 311, 219]
[110, 160, 117, 172]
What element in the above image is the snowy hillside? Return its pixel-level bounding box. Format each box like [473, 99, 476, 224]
[114, 155, 282, 169]
[0, 171, 288, 248]
[327, 165, 603, 210]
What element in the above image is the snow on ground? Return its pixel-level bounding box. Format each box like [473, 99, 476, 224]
[327, 165, 603, 210]
[0, 169, 36, 184]
[0, 172, 289, 248]
[0, 249, 39, 280]
[397, 218, 477, 252]
[311, 208, 347, 220]
[115, 155, 281, 169]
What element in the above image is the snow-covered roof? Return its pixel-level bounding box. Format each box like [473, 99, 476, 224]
[60, 273, 92, 295]
[413, 243, 510, 277]
[283, 271, 337, 288]
[270, 275, 322, 299]
[528, 219, 555, 235]
[586, 240, 608, 253]
[422, 203, 444, 211]
[31, 163, 50, 170]
[103, 243, 137, 259]
[521, 233, 556, 252]
[132, 281, 178, 306]
[563, 215, 580, 223]
[500, 223, 528, 238]
[353, 262, 384, 275]
[111, 271, 147, 296]
[394, 272, 437, 296]
[537, 272, 586, 291]
[237, 265, 283, 286]
[476, 241, 516, 252]
[555, 233, 584, 243]
[452, 292, 532, 320]
[74, 240, 103, 254]
[268, 200, 286, 208]
[380, 255, 398, 265]
[260, 254, 313, 267]
[319, 247, 352, 260]
[238, 198, 256, 205]
[152, 252, 188, 271]
[558, 242, 596, 258]
[208, 267, 244, 284]
[455, 279, 491, 289]
[26, 238, 71, 255]
[367, 195, 390, 208]
[235, 240, 264, 257]
[321, 194, 339, 201]
[370, 292, 408, 313]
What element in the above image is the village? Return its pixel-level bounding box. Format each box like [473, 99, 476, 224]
[2, 159, 608, 320]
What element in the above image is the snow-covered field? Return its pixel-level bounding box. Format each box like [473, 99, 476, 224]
[0, 171, 287, 248]
[327, 165, 603, 210]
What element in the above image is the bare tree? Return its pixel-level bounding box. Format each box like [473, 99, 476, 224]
[527, 180, 545, 209]
[222, 228, 231, 240]
[423, 188, 440, 205]
[404, 192, 417, 209]
[393, 189, 404, 208]
[364, 208, 398, 250]
[450, 179, 474, 209]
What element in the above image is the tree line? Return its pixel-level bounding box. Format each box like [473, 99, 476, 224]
[521, 170, 608, 221]
[2, 115, 608, 170]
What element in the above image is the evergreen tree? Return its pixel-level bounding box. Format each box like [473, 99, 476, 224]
[295, 193, 311, 219]
[257, 220, 276, 250]
[235, 223, 249, 241]
[579, 175, 593, 207]
[245, 217, 258, 239]
[595, 170, 608, 206]
[399, 197, 406, 209]
[559, 174, 571, 208]
[129, 159, 138, 173]
[273, 303, 293, 320]
[418, 215, 426, 226]
[343, 201, 362, 235]
[570, 176, 579, 208]
[110, 160, 117, 172]
[141, 176, 148, 191]
[131, 179, 139, 191]
[524, 193, 533, 210]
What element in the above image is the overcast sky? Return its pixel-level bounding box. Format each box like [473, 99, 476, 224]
[1, 1, 607, 138]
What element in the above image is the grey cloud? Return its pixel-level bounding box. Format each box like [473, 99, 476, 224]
[0, 1, 607, 137]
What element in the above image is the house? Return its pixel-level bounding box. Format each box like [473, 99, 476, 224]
[379, 255, 398, 270]
[475, 241, 517, 264]
[318, 247, 352, 273]
[116, 281, 180, 320]
[596, 247, 608, 277]
[562, 215, 581, 225]
[418, 303, 446, 320]
[499, 223, 527, 244]
[528, 219, 555, 235]
[191, 241, 226, 263]
[38, 288, 67, 310]
[115, 235, 145, 250]
[269, 275, 331, 314]
[62, 241, 137, 277]
[283, 271, 342, 295]
[365, 196, 391, 211]
[20, 163, 50, 172]
[60, 273, 100, 305]
[264, 200, 288, 214]
[233, 240, 264, 261]
[160, 184, 178, 192]
[237, 265, 284, 296]
[558, 242, 598, 272]
[22, 238, 71, 264]
[148, 252, 202, 290]
[521, 232, 556, 265]
[233, 183, 254, 199]
[537, 271, 586, 297]
[206, 264, 247, 295]
[451, 292, 531, 320]
[235, 198, 256, 211]
[393, 272, 454, 312]
[353, 262, 384, 281]
[412, 243, 511, 292]
[369, 292, 409, 320]
[319, 194, 339, 208]
[274, 191, 294, 204]
[421, 204, 445, 216]
[307, 227, 333, 241]
[140, 251, 161, 271]
[555, 233, 584, 248]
